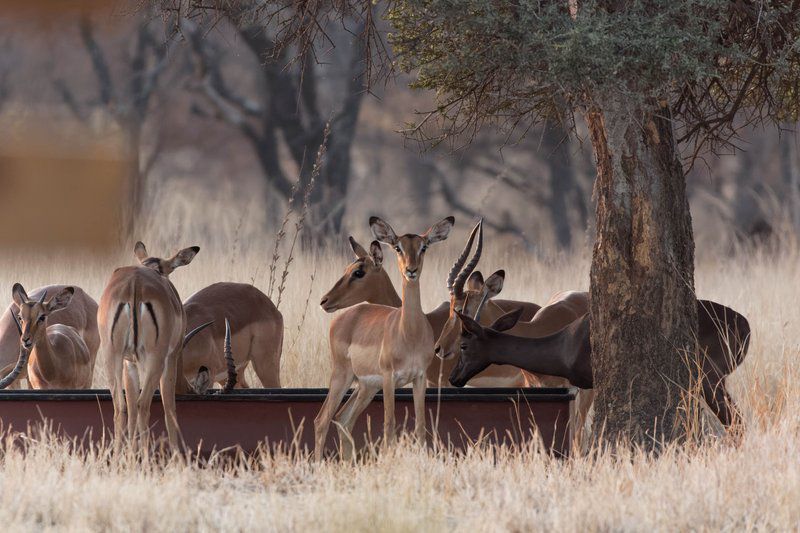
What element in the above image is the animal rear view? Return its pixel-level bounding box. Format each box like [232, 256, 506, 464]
[182, 282, 283, 389]
[98, 242, 199, 450]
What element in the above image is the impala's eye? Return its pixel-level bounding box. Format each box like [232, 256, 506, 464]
[38, 315, 46, 323]
[352, 269, 365, 279]
[421, 245, 428, 253]
[394, 246, 401, 253]
[17, 315, 22, 323]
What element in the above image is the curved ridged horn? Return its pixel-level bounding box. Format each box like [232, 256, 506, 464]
[183, 320, 214, 348]
[37, 291, 47, 305]
[447, 219, 482, 294]
[453, 220, 483, 298]
[217, 319, 237, 394]
[11, 309, 21, 335]
[0, 346, 30, 389]
[473, 292, 491, 323]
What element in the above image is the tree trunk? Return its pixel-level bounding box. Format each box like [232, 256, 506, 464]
[124, 120, 144, 240]
[541, 120, 575, 249]
[584, 99, 698, 450]
[780, 130, 800, 232]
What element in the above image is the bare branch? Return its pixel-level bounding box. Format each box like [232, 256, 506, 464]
[53, 79, 87, 122]
[79, 14, 115, 109]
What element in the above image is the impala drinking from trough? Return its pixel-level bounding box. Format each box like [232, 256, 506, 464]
[182, 282, 283, 389]
[320, 220, 540, 386]
[314, 216, 454, 460]
[98, 241, 199, 449]
[452, 298, 751, 428]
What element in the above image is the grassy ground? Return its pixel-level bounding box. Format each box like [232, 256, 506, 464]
[0, 188, 795, 531]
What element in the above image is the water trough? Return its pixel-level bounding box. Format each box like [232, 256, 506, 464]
[0, 387, 577, 456]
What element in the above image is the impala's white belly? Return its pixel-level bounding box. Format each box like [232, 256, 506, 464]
[356, 370, 422, 390]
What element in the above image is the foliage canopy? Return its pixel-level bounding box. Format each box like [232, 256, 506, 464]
[386, 0, 800, 158]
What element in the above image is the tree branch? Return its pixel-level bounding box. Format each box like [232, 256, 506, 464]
[79, 15, 115, 109]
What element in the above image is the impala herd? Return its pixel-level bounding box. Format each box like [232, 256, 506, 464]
[0, 216, 751, 456]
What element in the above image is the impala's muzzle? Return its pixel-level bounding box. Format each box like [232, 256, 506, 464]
[434, 343, 455, 360]
[448, 363, 469, 388]
[21, 336, 32, 350]
[404, 268, 419, 281]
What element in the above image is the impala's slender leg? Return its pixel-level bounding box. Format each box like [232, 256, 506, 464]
[314, 365, 354, 461]
[233, 363, 250, 389]
[382, 370, 396, 447]
[336, 382, 380, 460]
[703, 375, 741, 427]
[412, 373, 427, 443]
[252, 329, 282, 388]
[105, 348, 125, 452]
[135, 355, 164, 449]
[123, 361, 140, 439]
[160, 350, 183, 450]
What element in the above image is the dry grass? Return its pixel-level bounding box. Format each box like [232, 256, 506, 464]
[0, 184, 796, 531]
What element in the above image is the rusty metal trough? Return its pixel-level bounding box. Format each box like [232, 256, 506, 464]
[0, 387, 577, 456]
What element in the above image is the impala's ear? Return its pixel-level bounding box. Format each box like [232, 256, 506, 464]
[134, 241, 149, 263]
[349, 236, 368, 259]
[456, 310, 484, 338]
[489, 307, 523, 332]
[369, 217, 398, 245]
[466, 271, 484, 292]
[47, 287, 75, 313]
[11, 283, 28, 307]
[423, 216, 455, 245]
[484, 270, 505, 298]
[369, 240, 383, 268]
[169, 246, 200, 269]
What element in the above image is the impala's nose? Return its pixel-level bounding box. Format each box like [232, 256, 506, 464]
[21, 337, 32, 349]
[434, 345, 441, 357]
[405, 268, 418, 280]
[320, 297, 336, 312]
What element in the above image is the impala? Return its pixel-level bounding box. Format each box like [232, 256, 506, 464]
[0, 285, 99, 388]
[2, 284, 93, 389]
[320, 221, 540, 386]
[434, 221, 589, 375]
[98, 241, 199, 449]
[182, 282, 282, 389]
[452, 297, 750, 428]
[314, 216, 453, 460]
[440, 279, 593, 443]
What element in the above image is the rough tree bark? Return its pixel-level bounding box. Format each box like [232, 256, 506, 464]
[585, 99, 698, 449]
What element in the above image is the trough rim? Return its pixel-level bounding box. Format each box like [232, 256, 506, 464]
[0, 387, 579, 403]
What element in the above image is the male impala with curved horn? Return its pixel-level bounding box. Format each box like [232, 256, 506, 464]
[314, 216, 454, 460]
[98, 241, 199, 449]
[182, 282, 283, 389]
[434, 219, 590, 373]
[0, 285, 99, 389]
[452, 298, 750, 428]
[319, 220, 540, 386]
[0, 284, 94, 389]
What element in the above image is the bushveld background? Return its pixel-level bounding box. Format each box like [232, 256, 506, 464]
[0, 4, 797, 532]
